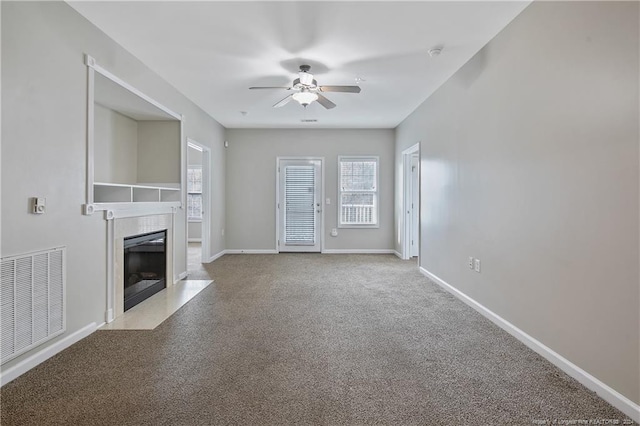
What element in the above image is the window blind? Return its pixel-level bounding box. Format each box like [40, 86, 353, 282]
[284, 166, 316, 245]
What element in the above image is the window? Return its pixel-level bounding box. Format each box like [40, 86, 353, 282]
[187, 166, 203, 221]
[339, 156, 379, 227]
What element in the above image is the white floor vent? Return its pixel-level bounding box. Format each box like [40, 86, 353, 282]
[1, 247, 65, 364]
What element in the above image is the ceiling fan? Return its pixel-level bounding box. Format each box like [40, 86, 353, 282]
[249, 65, 361, 109]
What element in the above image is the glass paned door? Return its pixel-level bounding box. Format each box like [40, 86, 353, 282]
[278, 159, 322, 252]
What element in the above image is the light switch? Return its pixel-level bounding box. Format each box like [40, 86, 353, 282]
[32, 197, 46, 214]
[326, 198, 331, 205]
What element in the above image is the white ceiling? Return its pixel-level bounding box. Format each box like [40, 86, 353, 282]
[69, 1, 530, 129]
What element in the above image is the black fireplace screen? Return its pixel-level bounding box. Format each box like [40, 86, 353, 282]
[123, 230, 167, 311]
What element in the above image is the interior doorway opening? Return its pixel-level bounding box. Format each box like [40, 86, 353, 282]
[402, 143, 420, 262]
[186, 139, 211, 270]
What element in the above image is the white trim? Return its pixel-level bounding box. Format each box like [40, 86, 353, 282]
[94, 182, 179, 191]
[225, 249, 278, 254]
[105, 219, 114, 323]
[86, 64, 95, 205]
[91, 202, 181, 217]
[186, 138, 211, 263]
[188, 238, 202, 243]
[206, 250, 226, 263]
[180, 117, 186, 210]
[338, 155, 380, 229]
[0, 323, 97, 387]
[187, 141, 203, 152]
[175, 271, 188, 284]
[393, 250, 403, 259]
[322, 249, 395, 254]
[276, 157, 325, 253]
[172, 207, 178, 287]
[401, 143, 420, 261]
[419, 267, 640, 423]
[84, 54, 180, 120]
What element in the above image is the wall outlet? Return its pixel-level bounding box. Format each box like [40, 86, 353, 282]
[474, 258, 481, 273]
[468, 257, 474, 269]
[326, 198, 331, 205]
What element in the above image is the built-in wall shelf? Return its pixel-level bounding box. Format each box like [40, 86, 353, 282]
[94, 183, 180, 204]
[84, 54, 184, 218]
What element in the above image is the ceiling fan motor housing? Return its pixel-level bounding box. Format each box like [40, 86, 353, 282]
[298, 65, 315, 86]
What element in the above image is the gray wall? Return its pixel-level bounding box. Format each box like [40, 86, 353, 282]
[395, 1, 639, 404]
[94, 105, 138, 184]
[1, 1, 225, 371]
[137, 121, 181, 184]
[225, 129, 395, 251]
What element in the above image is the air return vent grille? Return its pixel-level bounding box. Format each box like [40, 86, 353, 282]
[1, 247, 65, 364]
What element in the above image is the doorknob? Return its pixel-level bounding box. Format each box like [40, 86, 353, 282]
[317, 209, 322, 213]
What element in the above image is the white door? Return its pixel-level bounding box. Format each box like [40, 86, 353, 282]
[278, 159, 322, 252]
[410, 154, 419, 257]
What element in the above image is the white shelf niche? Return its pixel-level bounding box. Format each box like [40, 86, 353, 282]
[94, 183, 180, 204]
[85, 54, 184, 215]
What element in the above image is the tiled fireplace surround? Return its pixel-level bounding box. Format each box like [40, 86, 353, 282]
[110, 214, 174, 321]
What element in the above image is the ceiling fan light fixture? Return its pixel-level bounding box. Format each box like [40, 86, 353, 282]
[292, 91, 318, 106]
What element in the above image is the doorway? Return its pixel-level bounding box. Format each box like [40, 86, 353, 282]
[402, 143, 420, 261]
[410, 153, 419, 258]
[186, 139, 211, 267]
[277, 158, 323, 253]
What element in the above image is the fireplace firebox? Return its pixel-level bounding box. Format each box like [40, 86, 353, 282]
[123, 230, 167, 311]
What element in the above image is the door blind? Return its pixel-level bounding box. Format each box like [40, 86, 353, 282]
[284, 166, 315, 245]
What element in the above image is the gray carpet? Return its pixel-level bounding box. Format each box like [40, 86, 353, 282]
[0, 254, 634, 425]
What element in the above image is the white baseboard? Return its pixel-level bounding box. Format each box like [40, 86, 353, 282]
[187, 238, 202, 243]
[419, 267, 640, 423]
[0, 322, 97, 387]
[393, 250, 403, 259]
[225, 249, 278, 254]
[322, 249, 395, 254]
[206, 250, 226, 263]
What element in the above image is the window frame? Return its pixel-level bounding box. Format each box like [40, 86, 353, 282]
[187, 165, 203, 222]
[338, 155, 380, 229]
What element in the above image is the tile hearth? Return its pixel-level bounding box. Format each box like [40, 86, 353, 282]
[100, 280, 212, 330]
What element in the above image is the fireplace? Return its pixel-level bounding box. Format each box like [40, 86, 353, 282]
[123, 230, 167, 311]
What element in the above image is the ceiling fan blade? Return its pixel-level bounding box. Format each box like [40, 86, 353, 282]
[316, 94, 336, 109]
[273, 94, 293, 108]
[249, 86, 292, 90]
[318, 85, 361, 93]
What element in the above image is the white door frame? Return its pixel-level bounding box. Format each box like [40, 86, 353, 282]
[275, 157, 325, 253]
[402, 143, 420, 261]
[186, 138, 211, 264]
